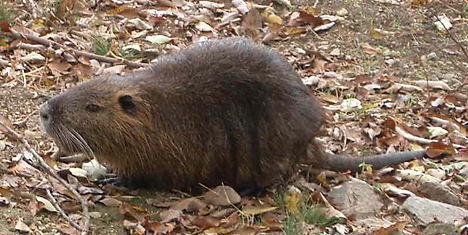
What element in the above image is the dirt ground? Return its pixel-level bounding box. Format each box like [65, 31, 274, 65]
[1, 0, 467, 234]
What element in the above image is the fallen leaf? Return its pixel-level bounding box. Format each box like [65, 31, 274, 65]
[0, 20, 10, 32]
[14, 219, 31, 233]
[160, 209, 182, 223]
[414, 80, 451, 90]
[172, 197, 207, 212]
[146, 35, 173, 44]
[242, 206, 278, 216]
[203, 185, 241, 206]
[119, 202, 147, 223]
[191, 216, 221, 228]
[37, 196, 58, 212]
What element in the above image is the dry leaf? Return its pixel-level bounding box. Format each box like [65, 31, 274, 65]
[191, 216, 221, 228]
[145, 221, 175, 234]
[0, 20, 11, 32]
[426, 141, 456, 158]
[372, 221, 408, 235]
[120, 202, 147, 223]
[288, 10, 324, 27]
[172, 197, 207, 212]
[242, 206, 278, 216]
[242, 7, 262, 39]
[414, 80, 451, 90]
[37, 196, 58, 212]
[14, 219, 31, 233]
[203, 185, 241, 206]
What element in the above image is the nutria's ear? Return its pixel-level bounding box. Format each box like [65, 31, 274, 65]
[118, 94, 137, 115]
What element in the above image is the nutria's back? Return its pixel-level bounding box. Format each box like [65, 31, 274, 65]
[40, 37, 325, 191]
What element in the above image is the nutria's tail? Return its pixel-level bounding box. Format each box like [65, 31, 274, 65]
[306, 139, 427, 173]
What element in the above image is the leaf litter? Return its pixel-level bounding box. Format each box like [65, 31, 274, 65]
[0, 0, 468, 234]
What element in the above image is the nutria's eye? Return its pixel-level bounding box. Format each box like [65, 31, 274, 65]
[119, 95, 137, 115]
[85, 104, 102, 112]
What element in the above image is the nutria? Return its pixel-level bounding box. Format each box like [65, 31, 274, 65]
[40, 37, 426, 191]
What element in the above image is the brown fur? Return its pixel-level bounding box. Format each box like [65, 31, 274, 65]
[40, 37, 426, 191]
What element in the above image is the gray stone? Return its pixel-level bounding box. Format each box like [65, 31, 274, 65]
[422, 223, 457, 235]
[417, 181, 461, 206]
[401, 196, 468, 225]
[328, 178, 383, 220]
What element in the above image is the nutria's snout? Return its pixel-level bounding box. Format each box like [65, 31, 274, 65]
[39, 102, 55, 132]
[40, 103, 50, 122]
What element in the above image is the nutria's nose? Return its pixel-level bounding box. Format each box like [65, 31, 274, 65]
[39, 103, 51, 123]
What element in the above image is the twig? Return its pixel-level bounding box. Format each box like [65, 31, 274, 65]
[0, 166, 31, 178]
[427, 8, 468, 99]
[46, 188, 83, 231]
[0, 120, 90, 235]
[433, 14, 468, 64]
[5, 28, 149, 69]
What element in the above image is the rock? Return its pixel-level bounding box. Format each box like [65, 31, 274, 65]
[424, 168, 446, 179]
[417, 181, 461, 206]
[21, 52, 45, 64]
[330, 48, 340, 56]
[328, 178, 383, 220]
[354, 218, 394, 233]
[318, 45, 329, 50]
[422, 223, 457, 235]
[336, 8, 348, 16]
[401, 196, 468, 225]
[427, 52, 437, 60]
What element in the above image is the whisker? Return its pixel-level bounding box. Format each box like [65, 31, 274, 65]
[68, 128, 95, 158]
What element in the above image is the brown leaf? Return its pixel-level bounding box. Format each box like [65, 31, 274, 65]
[145, 221, 175, 234]
[311, 59, 326, 73]
[0, 20, 10, 32]
[0, 115, 18, 141]
[57, 0, 75, 19]
[172, 197, 207, 212]
[159, 209, 182, 223]
[260, 213, 282, 231]
[372, 221, 407, 235]
[426, 142, 456, 158]
[228, 225, 260, 235]
[0, 186, 14, 200]
[10, 160, 41, 178]
[106, 6, 140, 19]
[191, 216, 221, 228]
[119, 202, 147, 223]
[72, 63, 94, 77]
[385, 117, 396, 131]
[361, 43, 383, 55]
[284, 27, 306, 35]
[203, 185, 241, 206]
[289, 10, 324, 28]
[378, 135, 401, 147]
[48, 60, 72, 74]
[453, 149, 468, 161]
[412, 0, 429, 6]
[242, 7, 262, 39]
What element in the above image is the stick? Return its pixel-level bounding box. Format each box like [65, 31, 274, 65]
[5, 28, 148, 69]
[0, 120, 90, 235]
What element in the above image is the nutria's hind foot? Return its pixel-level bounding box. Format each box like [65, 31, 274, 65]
[96, 176, 124, 186]
[236, 187, 265, 197]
